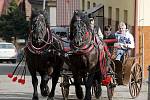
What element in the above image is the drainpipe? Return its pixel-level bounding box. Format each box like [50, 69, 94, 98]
[43, 0, 46, 10]
[134, 0, 138, 62]
[134, 0, 144, 80]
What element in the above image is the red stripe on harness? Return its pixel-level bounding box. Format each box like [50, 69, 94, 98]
[103, 39, 117, 43]
[99, 50, 107, 77]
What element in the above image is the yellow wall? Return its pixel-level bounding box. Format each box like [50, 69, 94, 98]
[82, 0, 135, 27]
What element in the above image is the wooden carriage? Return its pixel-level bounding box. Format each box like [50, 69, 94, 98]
[105, 39, 143, 99]
[113, 54, 143, 98]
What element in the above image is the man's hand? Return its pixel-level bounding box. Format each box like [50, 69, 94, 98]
[122, 44, 128, 48]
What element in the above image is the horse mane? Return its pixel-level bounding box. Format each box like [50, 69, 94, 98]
[31, 9, 49, 25]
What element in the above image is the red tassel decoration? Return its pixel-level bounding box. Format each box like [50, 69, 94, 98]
[7, 73, 13, 78]
[18, 78, 22, 83]
[102, 76, 112, 86]
[20, 79, 25, 85]
[12, 77, 17, 82]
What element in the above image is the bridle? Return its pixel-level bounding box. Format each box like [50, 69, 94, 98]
[71, 17, 91, 49]
[27, 13, 51, 54]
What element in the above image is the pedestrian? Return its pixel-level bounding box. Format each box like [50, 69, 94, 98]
[114, 22, 135, 61]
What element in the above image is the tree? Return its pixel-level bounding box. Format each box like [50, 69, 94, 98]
[0, 0, 29, 42]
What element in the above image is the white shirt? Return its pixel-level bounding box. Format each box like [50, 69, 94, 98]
[90, 24, 103, 39]
[97, 28, 103, 39]
[114, 30, 135, 49]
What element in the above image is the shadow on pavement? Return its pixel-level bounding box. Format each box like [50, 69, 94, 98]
[0, 92, 32, 100]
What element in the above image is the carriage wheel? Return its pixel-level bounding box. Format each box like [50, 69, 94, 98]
[60, 75, 70, 100]
[129, 63, 143, 98]
[93, 80, 102, 99]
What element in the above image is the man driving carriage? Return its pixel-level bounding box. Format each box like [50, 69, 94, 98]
[88, 14, 104, 40]
[88, 14, 115, 86]
[113, 22, 135, 61]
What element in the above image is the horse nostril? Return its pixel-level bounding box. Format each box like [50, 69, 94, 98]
[77, 41, 80, 46]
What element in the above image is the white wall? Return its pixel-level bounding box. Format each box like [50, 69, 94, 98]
[49, 7, 56, 26]
[138, 0, 150, 26]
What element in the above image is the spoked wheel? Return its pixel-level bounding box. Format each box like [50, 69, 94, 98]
[60, 75, 70, 100]
[129, 63, 143, 99]
[92, 80, 102, 99]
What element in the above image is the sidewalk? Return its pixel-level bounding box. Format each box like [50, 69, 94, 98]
[101, 80, 148, 100]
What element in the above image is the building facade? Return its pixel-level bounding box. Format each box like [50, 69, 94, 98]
[56, 0, 80, 26]
[28, 0, 56, 26]
[0, 0, 12, 16]
[82, 0, 135, 32]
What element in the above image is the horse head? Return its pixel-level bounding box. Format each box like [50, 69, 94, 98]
[70, 10, 91, 49]
[27, 10, 51, 54]
[30, 10, 48, 45]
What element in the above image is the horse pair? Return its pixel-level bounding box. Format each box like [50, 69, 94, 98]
[25, 10, 110, 100]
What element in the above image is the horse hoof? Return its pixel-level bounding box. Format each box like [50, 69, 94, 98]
[83, 99, 91, 100]
[75, 86, 83, 99]
[47, 97, 54, 100]
[32, 96, 39, 100]
[41, 85, 50, 97]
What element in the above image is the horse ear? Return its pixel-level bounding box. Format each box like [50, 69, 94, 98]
[31, 8, 39, 17]
[31, 8, 35, 15]
[74, 9, 79, 14]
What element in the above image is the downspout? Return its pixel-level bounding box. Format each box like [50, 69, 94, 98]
[103, 5, 105, 33]
[43, 0, 46, 10]
[134, 0, 138, 62]
[134, 0, 144, 78]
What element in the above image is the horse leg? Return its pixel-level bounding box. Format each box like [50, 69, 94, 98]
[39, 72, 50, 97]
[47, 67, 60, 100]
[73, 73, 84, 100]
[31, 73, 39, 100]
[84, 73, 95, 100]
[93, 71, 102, 99]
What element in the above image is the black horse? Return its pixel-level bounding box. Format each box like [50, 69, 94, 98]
[24, 10, 64, 100]
[68, 10, 107, 100]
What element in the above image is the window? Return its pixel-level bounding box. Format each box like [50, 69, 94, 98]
[115, 8, 119, 30]
[108, 7, 112, 25]
[93, 3, 96, 7]
[124, 10, 128, 25]
[82, 0, 85, 11]
[87, 1, 90, 9]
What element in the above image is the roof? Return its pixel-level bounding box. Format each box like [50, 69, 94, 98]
[84, 4, 104, 15]
[28, 0, 49, 5]
[0, 0, 10, 15]
[0, 0, 5, 15]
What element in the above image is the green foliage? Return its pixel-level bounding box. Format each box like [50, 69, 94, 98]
[0, 0, 29, 41]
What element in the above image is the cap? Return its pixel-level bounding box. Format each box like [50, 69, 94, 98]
[88, 14, 94, 20]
